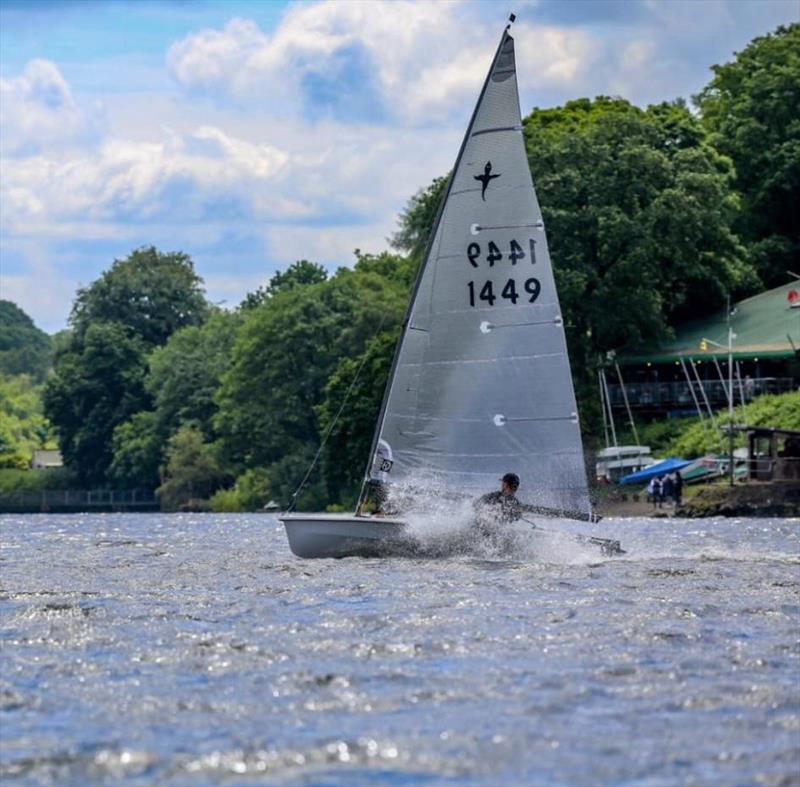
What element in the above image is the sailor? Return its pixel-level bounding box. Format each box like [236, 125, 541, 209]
[476, 472, 524, 523]
[359, 439, 393, 515]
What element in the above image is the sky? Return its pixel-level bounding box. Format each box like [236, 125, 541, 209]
[1, 0, 797, 333]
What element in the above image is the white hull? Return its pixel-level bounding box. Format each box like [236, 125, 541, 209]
[279, 513, 411, 558]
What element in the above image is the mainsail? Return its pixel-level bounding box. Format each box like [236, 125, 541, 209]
[365, 29, 591, 518]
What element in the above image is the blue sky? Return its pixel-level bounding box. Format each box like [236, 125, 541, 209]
[1, 0, 797, 332]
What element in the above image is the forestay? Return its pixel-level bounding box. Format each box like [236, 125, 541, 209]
[367, 30, 591, 518]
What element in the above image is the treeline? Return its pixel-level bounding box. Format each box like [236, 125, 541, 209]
[0, 301, 58, 469]
[41, 249, 413, 511]
[16, 24, 800, 510]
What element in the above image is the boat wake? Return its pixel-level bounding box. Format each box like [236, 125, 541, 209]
[395, 499, 613, 563]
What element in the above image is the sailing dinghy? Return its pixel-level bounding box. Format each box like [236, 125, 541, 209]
[281, 20, 621, 559]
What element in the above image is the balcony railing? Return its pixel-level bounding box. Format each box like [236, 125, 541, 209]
[605, 377, 796, 410]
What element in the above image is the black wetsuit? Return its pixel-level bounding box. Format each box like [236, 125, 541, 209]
[476, 491, 523, 523]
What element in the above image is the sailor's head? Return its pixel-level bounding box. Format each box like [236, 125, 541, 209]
[500, 472, 520, 495]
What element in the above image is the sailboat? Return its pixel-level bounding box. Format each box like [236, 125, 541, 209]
[280, 19, 619, 559]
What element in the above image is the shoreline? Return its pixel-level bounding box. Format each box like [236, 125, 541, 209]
[596, 481, 800, 519]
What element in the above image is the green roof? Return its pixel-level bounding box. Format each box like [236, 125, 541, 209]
[621, 282, 800, 364]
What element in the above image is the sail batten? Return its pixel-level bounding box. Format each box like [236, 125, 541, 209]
[363, 30, 591, 516]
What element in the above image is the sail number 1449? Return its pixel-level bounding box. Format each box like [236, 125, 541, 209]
[466, 238, 540, 307]
[467, 278, 540, 307]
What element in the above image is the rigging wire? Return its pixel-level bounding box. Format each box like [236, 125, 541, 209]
[286, 314, 387, 512]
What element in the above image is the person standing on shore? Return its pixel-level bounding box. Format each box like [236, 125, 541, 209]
[662, 474, 674, 507]
[672, 471, 684, 507]
[647, 477, 657, 509]
[654, 476, 665, 509]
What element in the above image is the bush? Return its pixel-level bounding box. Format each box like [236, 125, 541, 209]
[666, 391, 800, 458]
[0, 467, 77, 493]
[209, 488, 243, 513]
[208, 467, 272, 512]
[157, 426, 227, 511]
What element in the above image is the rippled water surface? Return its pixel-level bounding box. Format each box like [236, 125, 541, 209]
[1, 513, 799, 786]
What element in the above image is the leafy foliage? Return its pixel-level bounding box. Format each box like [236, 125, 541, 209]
[146, 309, 243, 440]
[316, 330, 398, 506]
[70, 246, 207, 346]
[665, 391, 800, 458]
[240, 260, 329, 310]
[157, 426, 227, 511]
[523, 98, 751, 358]
[0, 466, 76, 494]
[695, 24, 800, 288]
[0, 301, 51, 381]
[215, 253, 408, 494]
[43, 323, 150, 485]
[209, 467, 272, 512]
[391, 176, 448, 261]
[0, 373, 55, 467]
[44, 247, 210, 486]
[109, 411, 162, 489]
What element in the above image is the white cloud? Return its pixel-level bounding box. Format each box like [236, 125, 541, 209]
[0, 59, 104, 156]
[266, 216, 398, 269]
[167, 3, 596, 123]
[1, 125, 290, 232]
[0, 244, 76, 333]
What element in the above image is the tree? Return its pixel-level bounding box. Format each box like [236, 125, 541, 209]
[157, 426, 227, 511]
[215, 253, 407, 503]
[109, 411, 162, 489]
[0, 301, 51, 381]
[146, 309, 243, 440]
[396, 99, 753, 439]
[106, 310, 242, 489]
[0, 373, 55, 468]
[70, 246, 207, 345]
[696, 24, 800, 288]
[43, 322, 149, 485]
[391, 176, 448, 261]
[44, 246, 210, 485]
[240, 260, 328, 310]
[316, 330, 398, 505]
[521, 98, 752, 435]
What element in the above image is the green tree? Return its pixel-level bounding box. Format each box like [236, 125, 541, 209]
[146, 309, 243, 440]
[70, 246, 207, 345]
[43, 322, 149, 485]
[316, 330, 398, 505]
[391, 175, 448, 261]
[157, 426, 226, 511]
[240, 260, 328, 310]
[396, 99, 752, 439]
[216, 253, 407, 504]
[109, 411, 162, 489]
[0, 373, 55, 467]
[521, 98, 752, 434]
[696, 24, 800, 288]
[107, 310, 242, 489]
[0, 301, 51, 381]
[44, 247, 210, 485]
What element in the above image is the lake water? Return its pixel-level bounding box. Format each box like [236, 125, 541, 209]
[1, 513, 798, 786]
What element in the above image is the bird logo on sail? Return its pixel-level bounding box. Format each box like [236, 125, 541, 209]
[474, 161, 501, 201]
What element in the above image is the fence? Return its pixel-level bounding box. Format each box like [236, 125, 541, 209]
[0, 489, 158, 513]
[605, 377, 795, 411]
